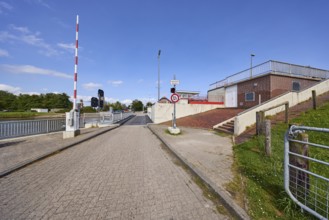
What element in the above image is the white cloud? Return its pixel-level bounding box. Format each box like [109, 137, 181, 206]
[0, 31, 16, 42]
[108, 80, 123, 87]
[25, 0, 51, 9]
[0, 25, 59, 56]
[82, 82, 102, 91]
[22, 91, 40, 95]
[75, 95, 92, 102]
[0, 84, 21, 94]
[121, 99, 132, 105]
[0, 64, 72, 79]
[139, 97, 157, 104]
[57, 42, 75, 52]
[0, 48, 9, 57]
[10, 25, 30, 34]
[0, 1, 13, 14]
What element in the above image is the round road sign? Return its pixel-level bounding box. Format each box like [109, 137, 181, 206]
[171, 93, 180, 103]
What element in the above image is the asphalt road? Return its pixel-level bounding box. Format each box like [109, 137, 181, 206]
[123, 115, 152, 126]
[0, 116, 226, 219]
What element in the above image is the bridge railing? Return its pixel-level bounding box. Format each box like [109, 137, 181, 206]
[82, 112, 133, 125]
[0, 112, 134, 140]
[209, 60, 329, 90]
[0, 118, 65, 140]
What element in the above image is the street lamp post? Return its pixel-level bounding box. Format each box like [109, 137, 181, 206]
[250, 54, 255, 79]
[158, 50, 161, 101]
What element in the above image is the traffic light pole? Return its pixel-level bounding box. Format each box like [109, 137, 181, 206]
[173, 84, 177, 129]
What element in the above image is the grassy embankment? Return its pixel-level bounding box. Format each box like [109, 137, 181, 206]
[231, 102, 329, 219]
[0, 112, 64, 119]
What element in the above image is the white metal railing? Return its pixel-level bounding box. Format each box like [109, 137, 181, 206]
[210, 60, 329, 90]
[0, 112, 134, 140]
[0, 118, 65, 139]
[284, 125, 329, 219]
[82, 112, 133, 125]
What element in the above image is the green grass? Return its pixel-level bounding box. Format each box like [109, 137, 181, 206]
[0, 112, 60, 119]
[234, 102, 329, 219]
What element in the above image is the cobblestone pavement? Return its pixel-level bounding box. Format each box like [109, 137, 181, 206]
[0, 124, 228, 219]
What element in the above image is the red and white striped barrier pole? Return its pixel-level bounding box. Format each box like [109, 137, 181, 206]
[73, 15, 79, 110]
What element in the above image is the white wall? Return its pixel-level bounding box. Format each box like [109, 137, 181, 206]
[230, 79, 329, 136]
[151, 103, 223, 124]
[208, 87, 225, 102]
[31, 108, 48, 113]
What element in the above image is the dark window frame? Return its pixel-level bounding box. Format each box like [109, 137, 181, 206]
[292, 81, 301, 91]
[245, 92, 255, 102]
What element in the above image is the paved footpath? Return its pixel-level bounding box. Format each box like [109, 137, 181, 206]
[149, 125, 249, 220]
[0, 123, 228, 219]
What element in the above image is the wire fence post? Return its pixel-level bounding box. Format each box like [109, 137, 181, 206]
[312, 90, 317, 110]
[265, 120, 271, 156]
[289, 132, 310, 194]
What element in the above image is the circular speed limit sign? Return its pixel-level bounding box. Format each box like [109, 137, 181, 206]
[171, 93, 180, 103]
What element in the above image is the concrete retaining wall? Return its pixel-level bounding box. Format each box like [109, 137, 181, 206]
[151, 103, 223, 124]
[231, 79, 329, 136]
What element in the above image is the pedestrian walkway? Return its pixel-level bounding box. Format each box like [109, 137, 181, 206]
[148, 124, 249, 220]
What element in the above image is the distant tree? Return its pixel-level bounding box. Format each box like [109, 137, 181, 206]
[81, 106, 96, 113]
[121, 104, 127, 110]
[0, 91, 16, 111]
[131, 99, 143, 111]
[114, 101, 123, 110]
[146, 102, 153, 107]
[0, 91, 72, 111]
[107, 101, 123, 111]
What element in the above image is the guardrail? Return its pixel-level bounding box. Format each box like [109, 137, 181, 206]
[209, 60, 329, 90]
[0, 112, 134, 140]
[284, 125, 329, 219]
[0, 118, 65, 140]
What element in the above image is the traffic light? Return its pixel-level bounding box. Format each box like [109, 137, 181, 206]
[91, 97, 98, 107]
[98, 89, 104, 97]
[98, 89, 104, 109]
[170, 87, 175, 93]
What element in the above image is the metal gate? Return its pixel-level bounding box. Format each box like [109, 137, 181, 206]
[284, 125, 329, 219]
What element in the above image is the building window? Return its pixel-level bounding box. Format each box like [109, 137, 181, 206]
[245, 92, 255, 101]
[292, 82, 300, 91]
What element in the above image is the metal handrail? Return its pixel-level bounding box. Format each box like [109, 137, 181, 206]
[210, 60, 329, 90]
[0, 118, 65, 139]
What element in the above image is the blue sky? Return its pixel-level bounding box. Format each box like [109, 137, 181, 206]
[0, 0, 328, 105]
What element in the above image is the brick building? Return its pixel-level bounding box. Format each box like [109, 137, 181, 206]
[208, 60, 329, 108]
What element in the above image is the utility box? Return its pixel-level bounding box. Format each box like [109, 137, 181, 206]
[63, 110, 80, 139]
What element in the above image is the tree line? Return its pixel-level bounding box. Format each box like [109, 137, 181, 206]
[0, 91, 71, 112]
[0, 90, 154, 112]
